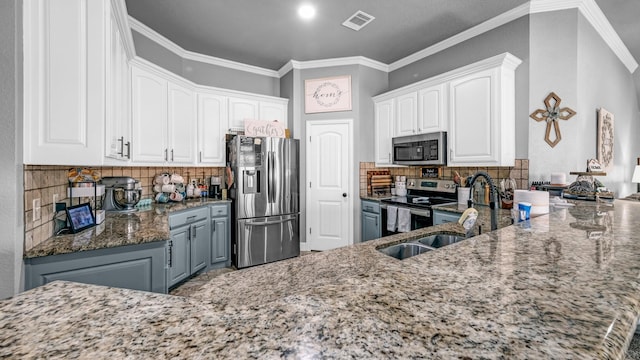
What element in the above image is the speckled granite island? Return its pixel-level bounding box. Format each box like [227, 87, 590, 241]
[2, 200, 640, 358]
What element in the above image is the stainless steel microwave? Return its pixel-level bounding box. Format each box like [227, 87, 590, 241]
[392, 132, 447, 166]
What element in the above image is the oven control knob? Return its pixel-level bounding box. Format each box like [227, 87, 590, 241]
[444, 184, 450, 189]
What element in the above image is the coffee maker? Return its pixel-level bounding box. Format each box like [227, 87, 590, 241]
[102, 176, 142, 212]
[209, 176, 221, 199]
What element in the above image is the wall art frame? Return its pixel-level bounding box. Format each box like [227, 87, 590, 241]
[304, 75, 352, 114]
[597, 108, 614, 172]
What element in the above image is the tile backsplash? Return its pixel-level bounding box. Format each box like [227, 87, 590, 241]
[24, 165, 225, 251]
[359, 160, 530, 196]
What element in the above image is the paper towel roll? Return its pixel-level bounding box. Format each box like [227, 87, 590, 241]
[513, 190, 549, 216]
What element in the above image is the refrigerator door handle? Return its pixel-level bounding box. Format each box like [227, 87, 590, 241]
[268, 150, 275, 204]
[244, 216, 295, 226]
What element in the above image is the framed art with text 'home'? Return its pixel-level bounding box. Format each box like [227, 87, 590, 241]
[304, 75, 352, 114]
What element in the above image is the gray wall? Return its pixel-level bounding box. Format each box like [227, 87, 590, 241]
[0, 0, 24, 299]
[389, 16, 531, 160]
[528, 10, 580, 184]
[131, 30, 183, 76]
[528, 9, 640, 198]
[132, 30, 280, 96]
[358, 66, 390, 162]
[289, 65, 387, 245]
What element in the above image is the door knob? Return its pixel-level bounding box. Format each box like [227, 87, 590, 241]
[342, 193, 347, 197]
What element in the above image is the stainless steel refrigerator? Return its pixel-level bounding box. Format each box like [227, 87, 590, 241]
[228, 136, 299, 268]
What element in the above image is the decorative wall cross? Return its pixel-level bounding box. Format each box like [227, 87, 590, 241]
[530, 92, 576, 147]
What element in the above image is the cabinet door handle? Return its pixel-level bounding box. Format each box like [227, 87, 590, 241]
[168, 240, 173, 267]
[117, 136, 124, 156]
[125, 141, 131, 159]
[388, 152, 391, 163]
[165, 149, 168, 161]
[199, 151, 202, 162]
[192, 224, 196, 238]
[375, 218, 378, 226]
[171, 149, 174, 162]
[212, 219, 216, 232]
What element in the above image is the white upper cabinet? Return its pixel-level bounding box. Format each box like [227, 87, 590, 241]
[167, 81, 196, 164]
[394, 92, 418, 137]
[197, 92, 228, 166]
[23, 0, 107, 165]
[131, 64, 196, 165]
[418, 84, 447, 133]
[447, 54, 521, 166]
[259, 101, 287, 123]
[105, 10, 131, 162]
[228, 97, 259, 131]
[373, 53, 521, 168]
[131, 65, 168, 163]
[374, 99, 395, 166]
[228, 96, 289, 132]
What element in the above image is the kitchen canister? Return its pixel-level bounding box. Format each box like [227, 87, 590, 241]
[458, 187, 471, 205]
[550, 172, 567, 185]
[395, 181, 407, 196]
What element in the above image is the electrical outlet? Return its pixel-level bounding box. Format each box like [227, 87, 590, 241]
[33, 198, 41, 222]
[52, 194, 59, 213]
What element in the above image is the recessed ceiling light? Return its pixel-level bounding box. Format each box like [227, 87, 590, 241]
[298, 4, 316, 20]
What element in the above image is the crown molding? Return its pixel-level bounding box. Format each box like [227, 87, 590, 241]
[576, 0, 638, 73]
[128, 16, 280, 78]
[530, 0, 637, 73]
[375, 52, 522, 101]
[111, 0, 136, 60]
[278, 56, 388, 76]
[127, 0, 637, 78]
[389, 2, 531, 72]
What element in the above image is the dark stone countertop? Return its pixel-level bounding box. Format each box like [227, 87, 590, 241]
[24, 199, 231, 259]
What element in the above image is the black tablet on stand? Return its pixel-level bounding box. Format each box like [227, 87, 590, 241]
[65, 203, 96, 233]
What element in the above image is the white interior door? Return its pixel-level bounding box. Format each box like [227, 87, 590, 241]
[306, 120, 353, 251]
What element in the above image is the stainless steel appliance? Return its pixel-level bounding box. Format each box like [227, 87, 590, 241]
[380, 178, 456, 236]
[392, 132, 447, 166]
[102, 176, 142, 212]
[228, 136, 300, 268]
[208, 176, 221, 199]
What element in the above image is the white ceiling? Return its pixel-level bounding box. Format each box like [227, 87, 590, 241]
[125, 0, 639, 88]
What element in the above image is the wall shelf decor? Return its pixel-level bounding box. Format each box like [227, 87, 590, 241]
[530, 92, 576, 147]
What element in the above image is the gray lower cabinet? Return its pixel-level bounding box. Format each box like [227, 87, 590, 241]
[209, 204, 230, 268]
[433, 209, 461, 225]
[167, 207, 210, 289]
[24, 241, 167, 294]
[361, 200, 381, 241]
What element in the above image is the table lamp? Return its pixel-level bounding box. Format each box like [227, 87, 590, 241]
[633, 165, 640, 193]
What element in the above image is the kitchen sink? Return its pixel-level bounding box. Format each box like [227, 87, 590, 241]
[415, 234, 466, 249]
[377, 243, 434, 260]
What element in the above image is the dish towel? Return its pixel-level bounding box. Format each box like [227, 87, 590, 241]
[386, 206, 398, 232]
[397, 208, 411, 232]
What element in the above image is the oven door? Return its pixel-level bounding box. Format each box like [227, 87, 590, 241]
[380, 205, 432, 236]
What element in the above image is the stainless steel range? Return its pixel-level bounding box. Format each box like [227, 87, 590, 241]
[380, 178, 457, 235]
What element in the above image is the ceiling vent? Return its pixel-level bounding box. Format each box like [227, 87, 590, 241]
[342, 10, 375, 31]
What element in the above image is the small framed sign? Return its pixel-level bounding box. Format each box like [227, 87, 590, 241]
[244, 119, 286, 138]
[587, 158, 603, 172]
[65, 203, 96, 233]
[304, 75, 352, 114]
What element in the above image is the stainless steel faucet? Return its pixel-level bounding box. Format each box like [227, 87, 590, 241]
[467, 171, 499, 232]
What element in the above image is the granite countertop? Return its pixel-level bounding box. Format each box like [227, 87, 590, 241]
[4, 200, 640, 358]
[24, 198, 231, 259]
